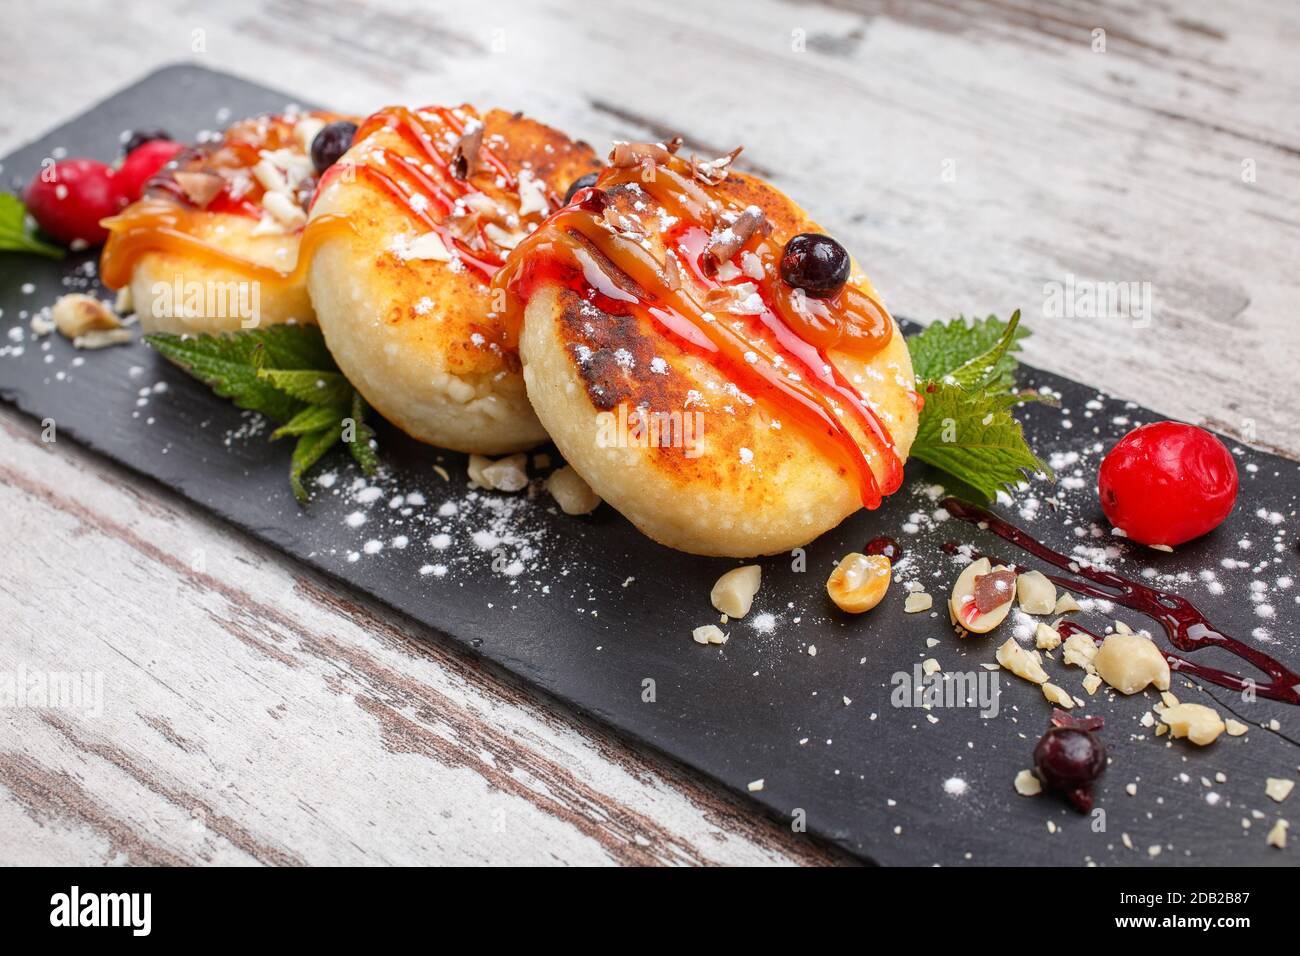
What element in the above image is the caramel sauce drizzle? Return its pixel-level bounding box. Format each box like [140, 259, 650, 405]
[101, 105, 519, 291]
[99, 200, 355, 291]
[490, 154, 904, 507]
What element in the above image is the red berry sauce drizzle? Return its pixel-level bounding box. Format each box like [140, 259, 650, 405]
[942, 498, 1300, 705]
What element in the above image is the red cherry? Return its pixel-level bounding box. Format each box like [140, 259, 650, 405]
[1098, 421, 1238, 547]
[23, 158, 126, 246]
[114, 139, 185, 204]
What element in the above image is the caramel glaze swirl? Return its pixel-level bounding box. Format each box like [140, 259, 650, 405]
[491, 151, 905, 508]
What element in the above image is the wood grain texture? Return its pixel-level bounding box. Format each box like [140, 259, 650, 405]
[0, 406, 842, 865]
[1, 0, 1296, 866]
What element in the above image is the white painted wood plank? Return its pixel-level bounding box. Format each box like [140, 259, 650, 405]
[0, 407, 839, 865]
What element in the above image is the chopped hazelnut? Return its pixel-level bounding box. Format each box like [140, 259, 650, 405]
[827, 553, 890, 614]
[1093, 633, 1171, 695]
[692, 624, 728, 646]
[1062, 633, 1099, 671]
[1160, 702, 1226, 745]
[546, 465, 601, 515]
[949, 558, 1015, 634]
[903, 591, 933, 614]
[1016, 570, 1056, 614]
[1042, 682, 1074, 708]
[995, 638, 1049, 684]
[712, 565, 762, 619]
[1266, 778, 1295, 803]
[72, 328, 133, 350]
[1266, 819, 1288, 849]
[1014, 769, 1042, 796]
[1082, 673, 1102, 695]
[1054, 592, 1082, 615]
[922, 658, 941, 676]
[51, 294, 121, 339]
[1035, 622, 1061, 651]
[1225, 719, 1249, 737]
[470, 453, 529, 492]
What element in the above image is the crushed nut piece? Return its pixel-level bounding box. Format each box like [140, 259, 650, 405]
[1014, 769, 1042, 796]
[73, 328, 134, 350]
[1161, 702, 1226, 745]
[1082, 673, 1102, 695]
[1062, 633, 1099, 671]
[949, 558, 1015, 634]
[1225, 719, 1249, 737]
[692, 624, 728, 646]
[1266, 818, 1288, 849]
[1093, 633, 1171, 695]
[469, 453, 529, 492]
[827, 552, 890, 614]
[904, 591, 933, 614]
[1035, 622, 1061, 651]
[1016, 570, 1056, 614]
[546, 465, 601, 515]
[995, 638, 1049, 684]
[1042, 682, 1074, 708]
[712, 565, 762, 619]
[747, 778, 765, 792]
[922, 658, 941, 676]
[1266, 778, 1295, 803]
[51, 294, 121, 339]
[1054, 592, 1082, 614]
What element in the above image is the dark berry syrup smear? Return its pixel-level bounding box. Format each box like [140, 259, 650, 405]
[942, 498, 1300, 705]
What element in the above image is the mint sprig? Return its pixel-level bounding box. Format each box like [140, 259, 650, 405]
[0, 193, 65, 260]
[906, 311, 1053, 500]
[145, 325, 378, 502]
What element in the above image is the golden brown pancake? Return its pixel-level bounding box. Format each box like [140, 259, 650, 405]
[307, 105, 598, 455]
[102, 112, 346, 334]
[499, 146, 919, 556]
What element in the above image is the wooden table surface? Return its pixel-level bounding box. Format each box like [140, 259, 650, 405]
[3, 0, 1297, 865]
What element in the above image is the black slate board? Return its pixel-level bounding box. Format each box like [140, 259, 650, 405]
[4, 64, 1298, 866]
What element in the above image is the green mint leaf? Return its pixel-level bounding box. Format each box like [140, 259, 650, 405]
[909, 381, 1053, 501]
[345, 390, 379, 476]
[271, 403, 345, 440]
[0, 193, 66, 260]
[290, 423, 343, 503]
[146, 325, 382, 501]
[941, 310, 1028, 394]
[256, 368, 354, 406]
[146, 332, 307, 423]
[250, 323, 338, 371]
[908, 312, 1029, 392]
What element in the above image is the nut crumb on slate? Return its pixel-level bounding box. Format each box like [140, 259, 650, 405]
[711, 565, 761, 619]
[1265, 778, 1295, 803]
[1159, 702, 1226, 746]
[1093, 633, 1170, 694]
[995, 637, 1049, 684]
[1266, 819, 1288, 849]
[904, 591, 933, 613]
[1014, 770, 1042, 796]
[692, 624, 728, 646]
